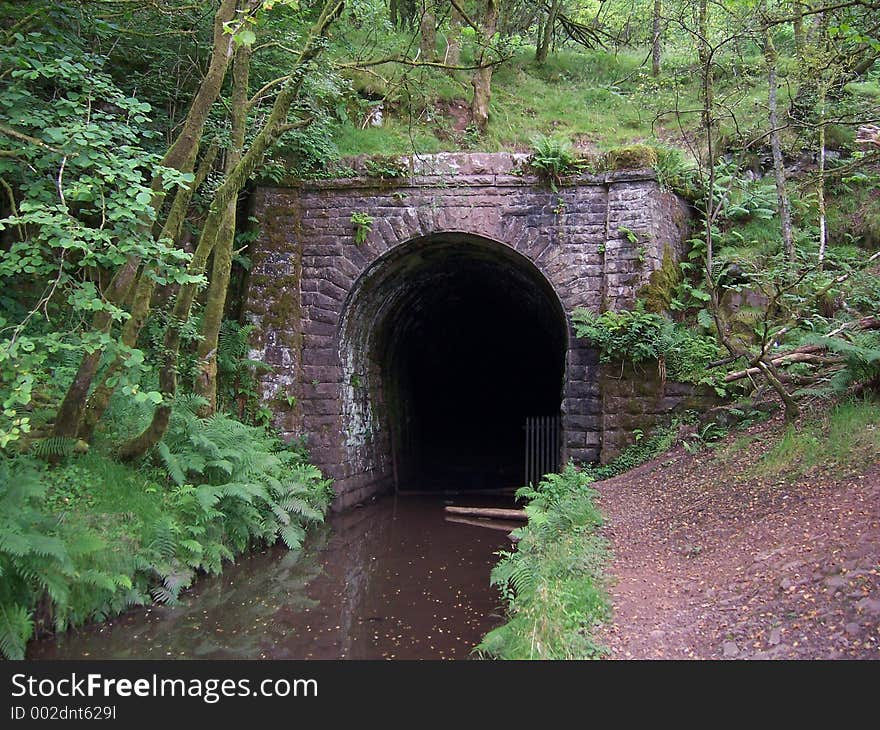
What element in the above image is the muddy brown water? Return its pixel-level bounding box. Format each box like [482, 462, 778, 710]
[28, 495, 518, 660]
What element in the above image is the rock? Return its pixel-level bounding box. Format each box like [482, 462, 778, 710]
[845, 622, 861, 636]
[722, 641, 740, 658]
[768, 627, 782, 646]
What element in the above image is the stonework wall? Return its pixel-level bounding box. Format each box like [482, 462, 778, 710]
[243, 153, 692, 508]
[599, 363, 719, 461]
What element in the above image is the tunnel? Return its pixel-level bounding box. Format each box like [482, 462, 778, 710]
[338, 233, 568, 492]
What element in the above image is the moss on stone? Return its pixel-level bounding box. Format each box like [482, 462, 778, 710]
[638, 244, 680, 313]
[604, 144, 659, 171]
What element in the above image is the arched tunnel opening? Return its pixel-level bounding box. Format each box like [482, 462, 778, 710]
[340, 234, 568, 492]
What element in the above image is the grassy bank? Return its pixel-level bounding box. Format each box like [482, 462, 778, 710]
[0, 399, 332, 660]
[476, 463, 609, 660]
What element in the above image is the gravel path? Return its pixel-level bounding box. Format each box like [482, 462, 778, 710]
[594, 418, 880, 659]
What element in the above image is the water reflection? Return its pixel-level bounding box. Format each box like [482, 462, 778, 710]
[29, 495, 514, 660]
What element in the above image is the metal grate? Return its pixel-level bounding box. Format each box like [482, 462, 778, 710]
[524, 414, 561, 487]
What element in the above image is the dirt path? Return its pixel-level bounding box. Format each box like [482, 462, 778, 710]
[594, 419, 880, 659]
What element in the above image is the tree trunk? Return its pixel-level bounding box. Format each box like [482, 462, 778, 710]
[51, 274, 138, 439]
[470, 0, 499, 133]
[419, 2, 436, 61]
[817, 81, 827, 268]
[446, 5, 462, 67]
[118, 0, 345, 461]
[52, 0, 239, 441]
[757, 360, 800, 423]
[160, 0, 237, 172]
[697, 0, 715, 280]
[763, 17, 794, 263]
[793, 2, 805, 59]
[651, 0, 662, 77]
[816, 10, 828, 268]
[536, 0, 561, 65]
[193, 44, 251, 415]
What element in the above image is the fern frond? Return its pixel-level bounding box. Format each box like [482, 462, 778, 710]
[0, 603, 33, 660]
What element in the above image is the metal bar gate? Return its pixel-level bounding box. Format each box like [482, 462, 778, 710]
[524, 414, 561, 487]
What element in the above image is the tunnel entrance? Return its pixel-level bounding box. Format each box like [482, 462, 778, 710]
[339, 234, 568, 493]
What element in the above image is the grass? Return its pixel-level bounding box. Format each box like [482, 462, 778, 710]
[761, 399, 880, 477]
[326, 40, 773, 160]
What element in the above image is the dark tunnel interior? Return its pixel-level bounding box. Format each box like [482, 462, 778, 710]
[370, 238, 568, 491]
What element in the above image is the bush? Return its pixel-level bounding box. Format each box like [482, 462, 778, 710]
[528, 134, 586, 190]
[573, 304, 727, 393]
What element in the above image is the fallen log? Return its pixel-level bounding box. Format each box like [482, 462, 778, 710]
[443, 505, 528, 521]
[444, 516, 523, 532]
[724, 316, 879, 383]
[725, 353, 844, 382]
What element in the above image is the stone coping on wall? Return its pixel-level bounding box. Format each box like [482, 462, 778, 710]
[286, 152, 657, 190]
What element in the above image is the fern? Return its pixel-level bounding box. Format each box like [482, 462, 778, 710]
[0, 603, 33, 660]
[30, 436, 77, 459]
[478, 463, 609, 660]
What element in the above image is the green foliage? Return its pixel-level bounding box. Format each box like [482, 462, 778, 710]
[363, 155, 408, 179]
[477, 463, 608, 659]
[0, 28, 200, 447]
[682, 421, 729, 453]
[713, 161, 777, 222]
[761, 399, 880, 476]
[573, 304, 669, 364]
[0, 392, 332, 659]
[796, 332, 880, 396]
[216, 321, 273, 418]
[0, 457, 139, 658]
[583, 420, 681, 482]
[573, 304, 726, 392]
[650, 144, 700, 199]
[528, 134, 585, 191]
[350, 211, 375, 245]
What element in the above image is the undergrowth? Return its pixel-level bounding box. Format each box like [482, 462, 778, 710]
[477, 462, 608, 660]
[761, 398, 880, 477]
[0, 395, 332, 660]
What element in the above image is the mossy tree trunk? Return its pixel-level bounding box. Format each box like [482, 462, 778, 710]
[419, 2, 436, 61]
[119, 0, 345, 461]
[52, 0, 239, 441]
[651, 0, 663, 77]
[470, 0, 499, 133]
[763, 11, 794, 263]
[193, 42, 252, 415]
[535, 0, 561, 65]
[446, 5, 462, 67]
[77, 145, 218, 442]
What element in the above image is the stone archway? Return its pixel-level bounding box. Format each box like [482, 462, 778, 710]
[244, 153, 692, 508]
[337, 232, 569, 495]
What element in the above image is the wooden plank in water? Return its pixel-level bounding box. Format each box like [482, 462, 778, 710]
[443, 506, 528, 521]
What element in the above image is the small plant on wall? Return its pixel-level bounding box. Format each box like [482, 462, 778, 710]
[528, 134, 586, 192]
[350, 211, 374, 245]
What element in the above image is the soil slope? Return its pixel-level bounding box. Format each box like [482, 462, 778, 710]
[594, 415, 880, 659]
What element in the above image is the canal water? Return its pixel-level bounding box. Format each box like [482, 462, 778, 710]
[28, 495, 518, 660]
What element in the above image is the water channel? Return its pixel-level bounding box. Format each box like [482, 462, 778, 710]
[28, 495, 518, 660]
